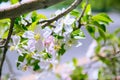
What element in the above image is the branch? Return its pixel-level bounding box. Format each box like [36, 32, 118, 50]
[0, 39, 6, 48]
[0, 18, 15, 80]
[0, 0, 64, 19]
[39, 0, 83, 27]
[78, 0, 89, 28]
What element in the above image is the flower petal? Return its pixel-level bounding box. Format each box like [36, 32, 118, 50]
[22, 31, 34, 39]
[64, 25, 73, 33]
[11, 35, 20, 45]
[43, 27, 52, 38]
[27, 39, 36, 52]
[64, 14, 75, 25]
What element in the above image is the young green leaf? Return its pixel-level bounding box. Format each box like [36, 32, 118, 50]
[92, 13, 113, 24]
[86, 26, 96, 39]
[10, 0, 19, 4]
[70, 9, 80, 17]
[58, 44, 66, 56]
[71, 29, 85, 39]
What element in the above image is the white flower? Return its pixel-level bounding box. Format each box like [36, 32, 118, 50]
[64, 37, 82, 49]
[64, 14, 75, 25]
[22, 26, 52, 53]
[10, 35, 24, 56]
[43, 27, 52, 39]
[54, 14, 75, 35]
[12, 35, 20, 46]
[63, 25, 73, 36]
[54, 19, 63, 34]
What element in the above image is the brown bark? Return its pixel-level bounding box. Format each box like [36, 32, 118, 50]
[0, 0, 64, 19]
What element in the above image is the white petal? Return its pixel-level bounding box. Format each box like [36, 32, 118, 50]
[27, 39, 36, 52]
[64, 25, 73, 33]
[35, 40, 44, 52]
[91, 69, 99, 79]
[54, 22, 63, 34]
[43, 27, 52, 38]
[55, 8, 65, 16]
[55, 10, 62, 16]
[11, 35, 20, 45]
[17, 48, 24, 56]
[76, 41, 82, 47]
[22, 31, 34, 39]
[64, 14, 75, 25]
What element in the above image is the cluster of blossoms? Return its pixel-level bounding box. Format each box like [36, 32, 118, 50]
[9, 9, 85, 71]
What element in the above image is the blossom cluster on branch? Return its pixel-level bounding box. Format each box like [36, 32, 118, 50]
[9, 9, 85, 71]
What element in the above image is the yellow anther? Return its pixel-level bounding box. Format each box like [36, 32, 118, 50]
[68, 40, 73, 46]
[22, 65, 28, 71]
[10, 46, 15, 51]
[34, 33, 40, 41]
[54, 45, 61, 51]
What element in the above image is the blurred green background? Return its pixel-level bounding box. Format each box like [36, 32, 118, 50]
[50, 0, 120, 12]
[0, 0, 120, 12]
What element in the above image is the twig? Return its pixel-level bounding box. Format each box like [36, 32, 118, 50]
[77, 0, 89, 29]
[0, 45, 4, 48]
[23, 18, 31, 26]
[39, 0, 83, 27]
[0, 39, 6, 48]
[0, 18, 15, 80]
[14, 0, 82, 28]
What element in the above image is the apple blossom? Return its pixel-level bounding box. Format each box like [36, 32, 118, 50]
[10, 35, 25, 56]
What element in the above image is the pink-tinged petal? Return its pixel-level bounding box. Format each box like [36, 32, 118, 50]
[44, 36, 54, 47]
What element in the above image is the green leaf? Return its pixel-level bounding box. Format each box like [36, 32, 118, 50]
[41, 52, 52, 60]
[98, 28, 106, 41]
[86, 26, 96, 38]
[98, 55, 111, 66]
[0, 19, 10, 38]
[100, 24, 106, 32]
[72, 58, 78, 67]
[10, 0, 19, 4]
[58, 44, 66, 56]
[32, 60, 40, 71]
[29, 12, 47, 31]
[92, 21, 106, 41]
[2, 30, 8, 39]
[31, 11, 47, 23]
[95, 44, 101, 54]
[70, 66, 88, 80]
[53, 34, 64, 39]
[17, 54, 26, 67]
[33, 64, 40, 71]
[71, 29, 85, 39]
[82, 3, 91, 15]
[92, 13, 113, 24]
[70, 9, 80, 17]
